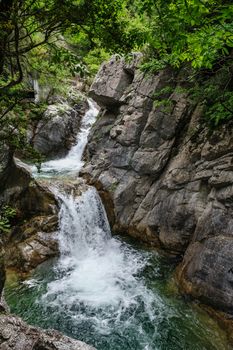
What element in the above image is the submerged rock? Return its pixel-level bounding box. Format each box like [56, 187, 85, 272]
[0, 314, 96, 350]
[83, 56, 233, 315]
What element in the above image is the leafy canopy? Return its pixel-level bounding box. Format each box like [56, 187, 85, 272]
[139, 0, 233, 69]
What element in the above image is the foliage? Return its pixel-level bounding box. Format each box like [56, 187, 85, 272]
[136, 1, 233, 125]
[1, 0, 233, 135]
[0, 0, 141, 154]
[0, 206, 16, 233]
[189, 63, 233, 125]
[139, 0, 233, 70]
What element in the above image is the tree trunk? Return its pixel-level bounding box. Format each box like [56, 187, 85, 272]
[0, 0, 14, 75]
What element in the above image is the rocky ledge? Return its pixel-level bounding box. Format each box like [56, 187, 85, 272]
[0, 157, 59, 272]
[82, 55, 233, 314]
[0, 314, 95, 350]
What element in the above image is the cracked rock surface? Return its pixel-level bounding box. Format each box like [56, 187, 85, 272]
[83, 55, 233, 313]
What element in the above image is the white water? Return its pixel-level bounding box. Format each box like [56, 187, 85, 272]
[43, 188, 158, 326]
[7, 98, 227, 350]
[35, 99, 163, 341]
[33, 99, 99, 176]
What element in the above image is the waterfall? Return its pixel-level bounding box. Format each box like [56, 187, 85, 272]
[34, 98, 158, 341]
[33, 79, 40, 103]
[34, 99, 159, 341]
[42, 185, 157, 337]
[6, 98, 226, 350]
[33, 99, 99, 176]
[56, 187, 111, 261]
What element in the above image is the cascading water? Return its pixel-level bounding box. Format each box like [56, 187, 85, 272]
[31, 98, 163, 347]
[33, 99, 99, 176]
[42, 187, 158, 339]
[5, 99, 231, 350]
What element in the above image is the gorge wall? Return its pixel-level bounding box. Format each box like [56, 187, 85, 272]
[83, 55, 233, 314]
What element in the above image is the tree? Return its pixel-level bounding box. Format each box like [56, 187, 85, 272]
[139, 0, 233, 69]
[0, 0, 142, 151]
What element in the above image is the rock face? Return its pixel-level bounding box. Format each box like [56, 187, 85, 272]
[0, 158, 59, 272]
[0, 314, 96, 350]
[31, 98, 88, 158]
[83, 55, 233, 314]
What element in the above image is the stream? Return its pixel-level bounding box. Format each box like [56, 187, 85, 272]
[5, 100, 232, 350]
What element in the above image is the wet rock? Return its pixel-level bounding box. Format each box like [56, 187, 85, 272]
[5, 215, 58, 271]
[0, 157, 59, 271]
[0, 314, 96, 350]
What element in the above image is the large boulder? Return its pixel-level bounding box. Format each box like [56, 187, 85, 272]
[177, 236, 233, 312]
[83, 56, 233, 314]
[31, 97, 88, 158]
[89, 55, 140, 107]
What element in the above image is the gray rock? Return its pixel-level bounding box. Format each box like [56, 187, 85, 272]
[89, 55, 135, 107]
[83, 56, 233, 314]
[177, 236, 233, 313]
[0, 314, 96, 350]
[0, 157, 59, 271]
[32, 100, 87, 158]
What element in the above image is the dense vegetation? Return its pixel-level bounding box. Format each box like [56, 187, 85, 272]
[139, 0, 233, 126]
[1, 0, 233, 147]
[0, 0, 138, 151]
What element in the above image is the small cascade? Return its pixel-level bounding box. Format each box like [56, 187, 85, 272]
[33, 99, 99, 176]
[55, 186, 111, 262]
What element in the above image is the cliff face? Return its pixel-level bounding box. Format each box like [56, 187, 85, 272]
[83, 56, 233, 313]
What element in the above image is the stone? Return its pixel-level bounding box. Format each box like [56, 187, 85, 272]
[83, 56, 233, 314]
[89, 55, 135, 107]
[32, 99, 87, 158]
[0, 314, 96, 350]
[177, 236, 233, 313]
[0, 157, 59, 271]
